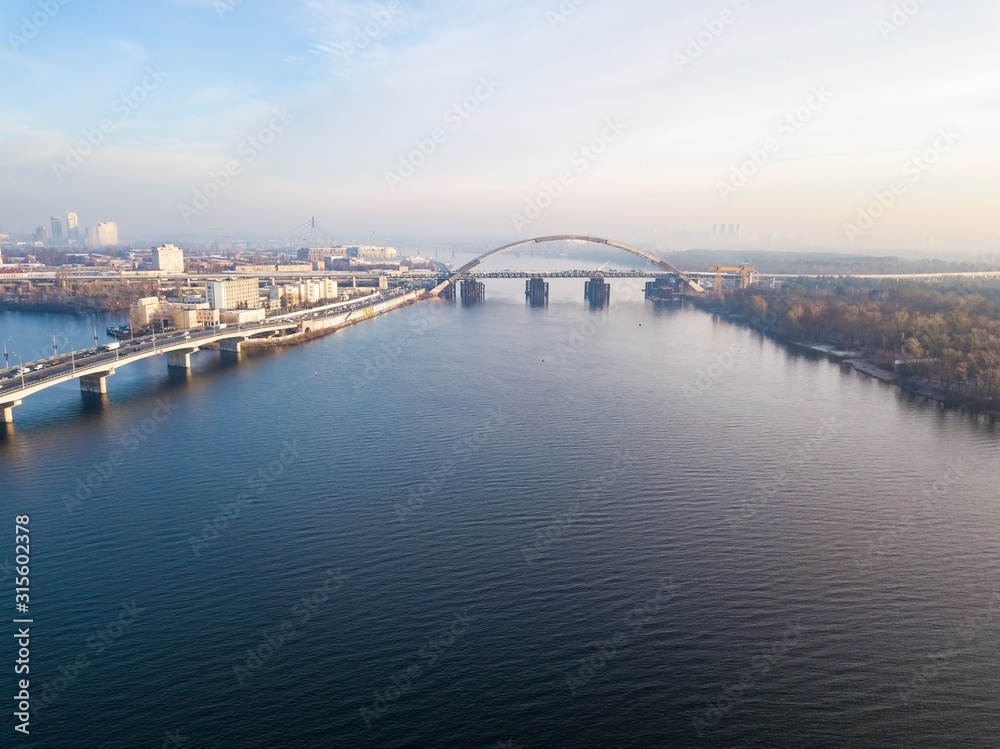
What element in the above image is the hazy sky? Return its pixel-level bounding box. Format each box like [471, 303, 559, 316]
[1, 0, 997, 254]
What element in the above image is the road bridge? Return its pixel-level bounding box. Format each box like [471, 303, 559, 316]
[429, 236, 708, 295]
[0, 288, 420, 424]
[0, 321, 299, 423]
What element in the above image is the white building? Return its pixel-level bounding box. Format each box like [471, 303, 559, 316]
[347, 245, 398, 261]
[207, 278, 261, 310]
[66, 211, 79, 240]
[86, 221, 119, 246]
[152, 244, 184, 273]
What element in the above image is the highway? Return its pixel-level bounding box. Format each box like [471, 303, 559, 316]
[0, 286, 421, 423]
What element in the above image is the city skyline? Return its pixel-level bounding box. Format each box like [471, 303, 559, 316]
[1, 1, 997, 254]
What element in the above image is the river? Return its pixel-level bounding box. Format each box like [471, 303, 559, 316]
[1, 270, 998, 747]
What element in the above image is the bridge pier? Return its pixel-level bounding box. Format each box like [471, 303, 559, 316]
[645, 277, 682, 303]
[525, 277, 549, 307]
[219, 338, 243, 354]
[460, 278, 485, 305]
[167, 347, 200, 369]
[440, 283, 456, 301]
[585, 277, 610, 308]
[1, 400, 21, 424]
[80, 370, 115, 394]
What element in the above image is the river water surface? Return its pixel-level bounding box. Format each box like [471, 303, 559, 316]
[1, 271, 999, 748]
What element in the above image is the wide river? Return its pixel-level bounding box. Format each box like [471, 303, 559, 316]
[1, 268, 998, 748]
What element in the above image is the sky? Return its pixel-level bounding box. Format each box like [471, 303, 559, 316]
[0, 0, 998, 255]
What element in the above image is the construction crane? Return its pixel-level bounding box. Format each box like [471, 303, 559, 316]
[710, 263, 758, 294]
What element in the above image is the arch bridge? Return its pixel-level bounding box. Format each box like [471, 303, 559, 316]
[428, 235, 707, 296]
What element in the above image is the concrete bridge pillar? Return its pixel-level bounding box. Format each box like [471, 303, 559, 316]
[219, 338, 243, 354]
[80, 370, 115, 394]
[585, 277, 610, 308]
[167, 347, 199, 369]
[1, 400, 21, 424]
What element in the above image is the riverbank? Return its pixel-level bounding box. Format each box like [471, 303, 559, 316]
[691, 296, 1000, 419]
[0, 300, 130, 314]
[243, 290, 423, 348]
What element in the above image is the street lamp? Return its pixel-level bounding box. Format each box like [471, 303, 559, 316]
[14, 353, 24, 390]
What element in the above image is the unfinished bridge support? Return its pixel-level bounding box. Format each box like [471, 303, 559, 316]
[585, 278, 611, 308]
[525, 277, 549, 307]
[460, 278, 485, 305]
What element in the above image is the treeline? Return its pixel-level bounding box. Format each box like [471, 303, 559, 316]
[706, 283, 1000, 400]
[1, 279, 160, 313]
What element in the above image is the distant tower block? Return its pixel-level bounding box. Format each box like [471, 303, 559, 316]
[460, 278, 485, 305]
[585, 277, 610, 308]
[525, 277, 549, 307]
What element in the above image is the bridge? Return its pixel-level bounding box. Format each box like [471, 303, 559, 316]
[0, 235, 749, 426]
[0, 321, 301, 423]
[463, 269, 741, 280]
[428, 235, 708, 296]
[0, 288, 421, 425]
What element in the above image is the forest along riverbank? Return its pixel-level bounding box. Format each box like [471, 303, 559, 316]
[690, 285, 1000, 417]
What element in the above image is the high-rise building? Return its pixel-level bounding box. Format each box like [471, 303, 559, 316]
[152, 244, 185, 273]
[51, 216, 63, 243]
[207, 278, 261, 310]
[35, 226, 48, 242]
[87, 221, 118, 246]
[66, 211, 79, 240]
[97, 221, 118, 246]
[712, 223, 743, 239]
